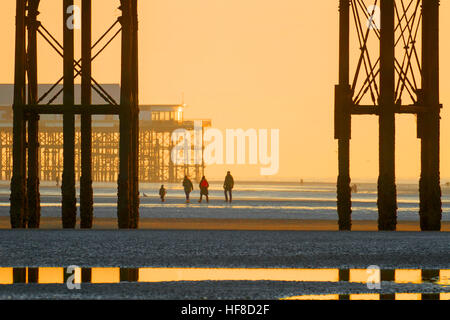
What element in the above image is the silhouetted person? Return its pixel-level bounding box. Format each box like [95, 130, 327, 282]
[56, 176, 60, 188]
[159, 185, 167, 202]
[223, 171, 234, 203]
[182, 176, 194, 203]
[198, 176, 210, 203]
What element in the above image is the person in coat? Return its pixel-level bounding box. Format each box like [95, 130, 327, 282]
[198, 176, 210, 203]
[182, 176, 194, 203]
[223, 171, 234, 203]
[159, 185, 167, 202]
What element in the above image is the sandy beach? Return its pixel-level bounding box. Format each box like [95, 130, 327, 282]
[1, 216, 450, 231]
[1, 183, 449, 300]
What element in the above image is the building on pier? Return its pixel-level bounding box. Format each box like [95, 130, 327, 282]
[0, 84, 211, 183]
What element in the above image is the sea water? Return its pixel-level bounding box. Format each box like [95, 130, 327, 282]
[0, 182, 449, 221]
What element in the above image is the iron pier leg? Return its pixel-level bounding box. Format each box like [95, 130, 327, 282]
[378, 0, 397, 231]
[131, 0, 140, 229]
[336, 0, 352, 231]
[420, 0, 441, 231]
[27, 0, 41, 229]
[118, 0, 132, 228]
[10, 0, 27, 228]
[80, 0, 94, 229]
[62, 0, 77, 228]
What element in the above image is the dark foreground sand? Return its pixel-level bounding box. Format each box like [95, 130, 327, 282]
[1, 216, 449, 231]
[0, 229, 449, 299]
[2, 229, 449, 268]
[1, 281, 448, 300]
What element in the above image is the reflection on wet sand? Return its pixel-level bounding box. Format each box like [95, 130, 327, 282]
[0, 267, 448, 300]
[285, 293, 448, 300]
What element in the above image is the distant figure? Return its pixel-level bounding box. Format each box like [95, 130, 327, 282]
[351, 184, 358, 194]
[182, 176, 194, 203]
[159, 185, 167, 202]
[223, 171, 234, 203]
[300, 179, 304, 185]
[56, 176, 60, 188]
[198, 176, 210, 203]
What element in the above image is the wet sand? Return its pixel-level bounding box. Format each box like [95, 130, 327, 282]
[0, 216, 449, 231]
[1, 281, 448, 300]
[1, 229, 449, 299]
[2, 229, 449, 268]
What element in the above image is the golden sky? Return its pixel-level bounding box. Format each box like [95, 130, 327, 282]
[0, 0, 449, 182]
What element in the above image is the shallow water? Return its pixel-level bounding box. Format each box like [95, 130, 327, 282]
[1, 267, 448, 300]
[284, 293, 449, 300]
[1, 267, 447, 284]
[0, 182, 449, 221]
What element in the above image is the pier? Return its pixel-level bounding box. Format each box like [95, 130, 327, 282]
[10, 0, 140, 229]
[7, 0, 445, 231]
[335, 0, 442, 231]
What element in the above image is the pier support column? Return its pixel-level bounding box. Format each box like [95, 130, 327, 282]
[419, 0, 441, 231]
[13, 268, 26, 283]
[26, 0, 41, 229]
[130, 0, 140, 228]
[10, 0, 27, 228]
[62, 0, 77, 228]
[120, 268, 139, 282]
[118, 0, 132, 228]
[118, 0, 139, 229]
[80, 0, 94, 229]
[169, 140, 175, 183]
[377, 0, 397, 231]
[336, 0, 352, 231]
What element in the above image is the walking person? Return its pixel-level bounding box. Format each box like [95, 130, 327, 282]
[198, 176, 210, 203]
[223, 171, 234, 203]
[159, 185, 167, 202]
[182, 176, 194, 203]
